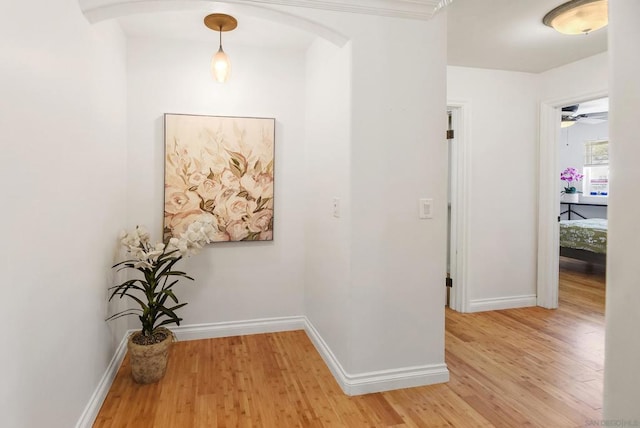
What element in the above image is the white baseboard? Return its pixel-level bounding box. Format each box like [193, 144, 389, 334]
[345, 364, 450, 395]
[75, 333, 129, 428]
[171, 316, 306, 342]
[468, 294, 537, 313]
[77, 315, 449, 426]
[303, 317, 449, 396]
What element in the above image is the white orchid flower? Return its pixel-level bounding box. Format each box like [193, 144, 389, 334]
[129, 247, 146, 260]
[135, 226, 151, 244]
[133, 260, 153, 269]
[144, 242, 166, 260]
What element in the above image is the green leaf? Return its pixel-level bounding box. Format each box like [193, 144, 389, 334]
[109, 278, 145, 288]
[105, 309, 142, 322]
[108, 280, 147, 302]
[162, 279, 179, 291]
[155, 256, 181, 277]
[157, 292, 169, 307]
[153, 303, 187, 329]
[120, 293, 148, 311]
[167, 302, 188, 312]
[113, 259, 141, 268]
[156, 318, 183, 328]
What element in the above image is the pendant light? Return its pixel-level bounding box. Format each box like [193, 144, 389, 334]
[543, 0, 608, 35]
[204, 14, 238, 83]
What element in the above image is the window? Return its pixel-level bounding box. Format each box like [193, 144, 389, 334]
[583, 140, 609, 195]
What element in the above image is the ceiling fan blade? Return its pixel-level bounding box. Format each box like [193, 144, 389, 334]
[584, 112, 608, 120]
[578, 117, 606, 124]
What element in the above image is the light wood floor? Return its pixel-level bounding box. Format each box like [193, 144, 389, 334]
[95, 259, 605, 427]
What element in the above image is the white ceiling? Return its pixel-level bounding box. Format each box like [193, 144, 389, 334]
[117, 10, 316, 50]
[116, 1, 608, 73]
[447, 0, 608, 73]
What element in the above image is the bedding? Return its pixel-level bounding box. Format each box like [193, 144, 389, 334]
[559, 218, 607, 254]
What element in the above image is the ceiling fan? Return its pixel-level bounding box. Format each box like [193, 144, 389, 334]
[561, 104, 608, 127]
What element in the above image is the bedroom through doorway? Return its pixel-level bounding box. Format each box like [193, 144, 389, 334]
[557, 97, 608, 311]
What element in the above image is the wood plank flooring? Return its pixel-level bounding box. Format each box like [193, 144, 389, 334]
[94, 259, 605, 427]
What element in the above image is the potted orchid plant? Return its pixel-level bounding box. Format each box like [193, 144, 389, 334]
[560, 167, 584, 203]
[107, 214, 218, 383]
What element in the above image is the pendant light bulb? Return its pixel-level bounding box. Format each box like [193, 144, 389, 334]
[212, 45, 231, 83]
[204, 14, 237, 84]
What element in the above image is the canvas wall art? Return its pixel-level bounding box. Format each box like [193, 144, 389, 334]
[164, 114, 275, 242]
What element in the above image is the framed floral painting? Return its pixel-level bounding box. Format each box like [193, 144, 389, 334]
[164, 114, 275, 242]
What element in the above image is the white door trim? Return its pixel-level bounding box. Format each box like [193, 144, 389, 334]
[447, 100, 471, 312]
[537, 90, 607, 309]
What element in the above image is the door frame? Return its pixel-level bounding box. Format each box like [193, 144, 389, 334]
[447, 100, 470, 312]
[536, 90, 608, 309]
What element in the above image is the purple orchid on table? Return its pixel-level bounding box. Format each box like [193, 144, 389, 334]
[560, 167, 584, 194]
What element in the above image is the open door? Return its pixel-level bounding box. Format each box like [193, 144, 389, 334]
[446, 102, 469, 312]
[446, 110, 453, 306]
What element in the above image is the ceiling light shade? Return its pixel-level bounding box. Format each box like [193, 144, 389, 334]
[543, 0, 608, 35]
[211, 47, 231, 83]
[204, 13, 237, 83]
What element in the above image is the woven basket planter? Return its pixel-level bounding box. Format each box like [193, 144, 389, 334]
[127, 327, 173, 384]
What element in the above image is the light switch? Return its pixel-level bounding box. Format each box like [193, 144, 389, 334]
[333, 197, 340, 218]
[419, 198, 433, 219]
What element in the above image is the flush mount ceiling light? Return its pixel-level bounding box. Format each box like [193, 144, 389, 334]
[543, 0, 608, 35]
[204, 13, 237, 83]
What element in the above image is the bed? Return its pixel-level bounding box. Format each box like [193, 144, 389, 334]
[559, 218, 607, 265]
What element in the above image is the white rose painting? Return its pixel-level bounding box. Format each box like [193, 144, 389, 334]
[164, 114, 275, 242]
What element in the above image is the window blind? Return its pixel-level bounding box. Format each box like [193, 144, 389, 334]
[584, 140, 608, 166]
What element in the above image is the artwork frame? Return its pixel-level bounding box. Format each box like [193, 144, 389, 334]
[163, 113, 275, 243]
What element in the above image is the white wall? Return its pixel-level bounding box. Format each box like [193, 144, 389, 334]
[126, 37, 307, 325]
[604, 0, 640, 420]
[347, 11, 448, 374]
[129, 5, 450, 380]
[447, 66, 539, 308]
[0, 2, 128, 427]
[540, 52, 608, 102]
[1, 3, 450, 422]
[304, 38, 352, 369]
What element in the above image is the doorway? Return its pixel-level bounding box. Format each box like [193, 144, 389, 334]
[446, 102, 469, 312]
[557, 97, 609, 305]
[537, 91, 608, 308]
